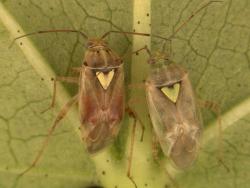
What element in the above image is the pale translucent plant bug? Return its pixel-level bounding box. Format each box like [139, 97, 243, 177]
[149, 59, 202, 168]
[11, 29, 166, 187]
[132, 0, 224, 171]
[132, 49, 227, 188]
[137, 46, 226, 172]
[135, 47, 202, 168]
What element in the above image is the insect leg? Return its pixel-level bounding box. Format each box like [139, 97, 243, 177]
[70, 67, 82, 74]
[42, 76, 79, 113]
[131, 45, 170, 64]
[152, 137, 181, 188]
[199, 100, 229, 172]
[147, 115, 179, 187]
[120, 44, 151, 60]
[20, 94, 79, 176]
[126, 107, 145, 142]
[124, 107, 146, 188]
[146, 114, 160, 160]
[151, 136, 178, 188]
[151, 131, 160, 161]
[132, 45, 151, 57]
[127, 111, 137, 188]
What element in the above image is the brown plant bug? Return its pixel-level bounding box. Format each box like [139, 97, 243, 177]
[11, 29, 167, 188]
[131, 1, 224, 186]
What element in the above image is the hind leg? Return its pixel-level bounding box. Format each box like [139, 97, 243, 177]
[20, 94, 79, 176]
[151, 131, 179, 188]
[198, 99, 229, 172]
[125, 106, 147, 188]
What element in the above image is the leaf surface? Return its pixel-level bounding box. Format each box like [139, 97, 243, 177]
[0, 0, 250, 188]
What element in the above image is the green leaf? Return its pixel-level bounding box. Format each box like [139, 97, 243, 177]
[0, 0, 250, 188]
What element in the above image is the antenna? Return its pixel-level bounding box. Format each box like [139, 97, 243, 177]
[9, 29, 88, 48]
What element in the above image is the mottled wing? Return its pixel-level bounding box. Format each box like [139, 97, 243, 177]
[146, 64, 202, 168]
[79, 64, 124, 153]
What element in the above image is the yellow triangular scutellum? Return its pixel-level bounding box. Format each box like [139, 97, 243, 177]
[96, 70, 114, 90]
[161, 83, 180, 103]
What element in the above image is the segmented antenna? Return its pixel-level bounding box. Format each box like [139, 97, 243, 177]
[9, 29, 88, 48]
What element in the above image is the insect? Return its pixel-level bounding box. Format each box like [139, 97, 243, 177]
[147, 57, 202, 168]
[12, 29, 165, 187]
[133, 0, 222, 169]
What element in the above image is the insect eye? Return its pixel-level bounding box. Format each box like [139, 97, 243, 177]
[160, 82, 180, 103]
